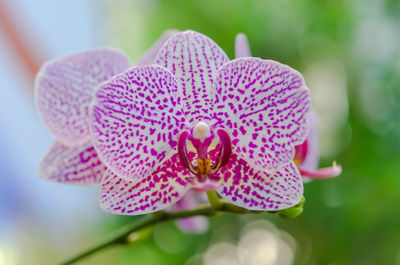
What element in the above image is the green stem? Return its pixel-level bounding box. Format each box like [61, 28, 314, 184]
[59, 215, 156, 265]
[58, 197, 304, 265]
[59, 205, 215, 265]
[206, 189, 223, 210]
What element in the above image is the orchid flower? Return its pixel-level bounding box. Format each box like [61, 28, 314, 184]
[36, 30, 176, 184]
[236, 33, 341, 182]
[92, 30, 311, 215]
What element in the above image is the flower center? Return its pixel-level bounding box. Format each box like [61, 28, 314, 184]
[177, 122, 232, 183]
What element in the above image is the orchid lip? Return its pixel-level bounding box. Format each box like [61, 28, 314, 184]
[177, 123, 232, 183]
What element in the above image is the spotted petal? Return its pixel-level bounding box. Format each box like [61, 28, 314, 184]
[91, 65, 185, 180]
[213, 58, 311, 172]
[39, 141, 106, 185]
[155, 30, 229, 125]
[99, 152, 190, 215]
[215, 153, 303, 210]
[35, 48, 131, 146]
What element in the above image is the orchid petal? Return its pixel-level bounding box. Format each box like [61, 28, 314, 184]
[300, 162, 342, 179]
[155, 30, 229, 125]
[235, 33, 252, 58]
[99, 152, 190, 215]
[135, 29, 179, 65]
[91, 65, 185, 180]
[173, 190, 209, 233]
[39, 141, 106, 185]
[35, 48, 131, 146]
[215, 153, 303, 210]
[298, 110, 319, 171]
[213, 58, 311, 172]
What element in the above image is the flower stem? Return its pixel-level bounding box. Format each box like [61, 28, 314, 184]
[59, 215, 156, 265]
[206, 189, 223, 210]
[59, 205, 215, 265]
[58, 198, 304, 265]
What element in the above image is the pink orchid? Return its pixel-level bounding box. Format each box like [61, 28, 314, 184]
[236, 33, 341, 181]
[36, 31, 176, 184]
[92, 30, 311, 215]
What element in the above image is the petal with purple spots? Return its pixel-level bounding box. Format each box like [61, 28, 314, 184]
[213, 57, 311, 172]
[155, 30, 229, 125]
[91, 65, 186, 180]
[99, 152, 190, 215]
[35, 48, 131, 146]
[39, 141, 106, 185]
[215, 153, 303, 211]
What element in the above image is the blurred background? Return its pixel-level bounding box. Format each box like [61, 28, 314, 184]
[0, 0, 399, 264]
